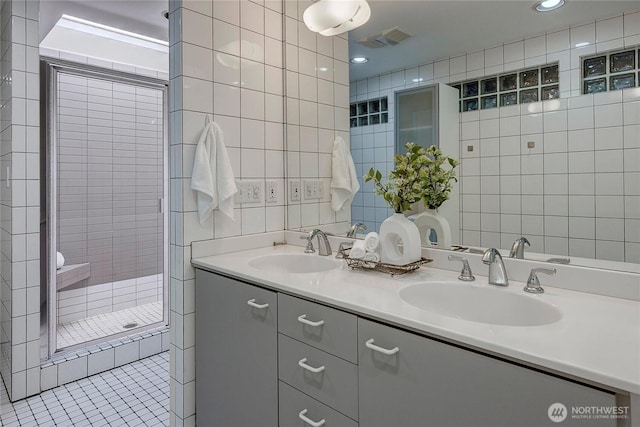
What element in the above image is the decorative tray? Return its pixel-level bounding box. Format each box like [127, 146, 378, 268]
[338, 244, 432, 276]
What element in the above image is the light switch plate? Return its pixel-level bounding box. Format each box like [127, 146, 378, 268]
[303, 180, 323, 199]
[237, 181, 262, 203]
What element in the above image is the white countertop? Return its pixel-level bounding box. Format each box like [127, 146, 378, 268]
[192, 244, 640, 395]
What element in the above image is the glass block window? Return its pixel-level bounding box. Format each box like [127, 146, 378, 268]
[451, 63, 560, 112]
[582, 46, 639, 94]
[350, 97, 388, 128]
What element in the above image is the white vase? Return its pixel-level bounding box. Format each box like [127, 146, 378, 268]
[413, 208, 452, 250]
[379, 213, 422, 265]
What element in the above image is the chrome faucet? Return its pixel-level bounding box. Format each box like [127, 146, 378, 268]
[303, 229, 332, 256]
[346, 222, 367, 238]
[481, 248, 509, 286]
[509, 237, 530, 259]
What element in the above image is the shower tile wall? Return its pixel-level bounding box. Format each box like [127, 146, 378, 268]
[55, 74, 164, 323]
[350, 10, 640, 263]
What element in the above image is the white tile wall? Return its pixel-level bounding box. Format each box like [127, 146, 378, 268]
[284, 1, 351, 230]
[0, 0, 41, 402]
[457, 88, 640, 263]
[351, 10, 640, 263]
[169, 1, 349, 424]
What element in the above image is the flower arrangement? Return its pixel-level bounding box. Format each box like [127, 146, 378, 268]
[364, 143, 458, 213]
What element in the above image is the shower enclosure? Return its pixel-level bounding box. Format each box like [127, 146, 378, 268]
[40, 59, 168, 357]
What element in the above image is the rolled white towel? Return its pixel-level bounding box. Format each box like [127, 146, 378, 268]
[363, 251, 380, 263]
[364, 232, 379, 252]
[349, 240, 366, 259]
[56, 252, 65, 270]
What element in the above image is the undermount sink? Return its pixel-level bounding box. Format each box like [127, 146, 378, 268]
[248, 254, 342, 274]
[399, 282, 562, 327]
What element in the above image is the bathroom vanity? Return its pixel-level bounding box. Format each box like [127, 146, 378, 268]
[192, 245, 638, 427]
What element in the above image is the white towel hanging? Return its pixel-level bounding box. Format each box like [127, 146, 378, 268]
[191, 115, 238, 223]
[330, 136, 360, 212]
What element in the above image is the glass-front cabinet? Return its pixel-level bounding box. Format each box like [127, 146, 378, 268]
[395, 85, 437, 154]
[393, 83, 461, 244]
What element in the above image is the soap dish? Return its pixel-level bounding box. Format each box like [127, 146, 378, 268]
[339, 245, 432, 276]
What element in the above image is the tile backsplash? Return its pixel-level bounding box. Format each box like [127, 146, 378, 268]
[351, 10, 640, 263]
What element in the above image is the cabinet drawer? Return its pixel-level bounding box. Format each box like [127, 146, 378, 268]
[279, 333, 358, 420]
[279, 381, 358, 427]
[278, 293, 358, 362]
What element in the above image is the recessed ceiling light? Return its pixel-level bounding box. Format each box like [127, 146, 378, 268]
[319, 67, 329, 72]
[350, 57, 368, 64]
[412, 78, 424, 83]
[575, 42, 590, 48]
[534, 0, 565, 12]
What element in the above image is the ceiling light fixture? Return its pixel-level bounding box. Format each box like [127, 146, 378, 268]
[350, 57, 368, 64]
[303, 0, 371, 37]
[575, 42, 590, 48]
[533, 0, 565, 12]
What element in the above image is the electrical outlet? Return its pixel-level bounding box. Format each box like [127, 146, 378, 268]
[290, 181, 301, 202]
[266, 181, 277, 203]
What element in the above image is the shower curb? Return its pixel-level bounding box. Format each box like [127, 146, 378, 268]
[38, 326, 170, 395]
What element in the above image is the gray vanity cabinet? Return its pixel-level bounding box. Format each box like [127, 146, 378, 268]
[195, 270, 278, 427]
[194, 268, 620, 427]
[358, 318, 616, 427]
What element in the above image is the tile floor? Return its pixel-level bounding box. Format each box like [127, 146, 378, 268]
[57, 301, 164, 349]
[0, 352, 169, 426]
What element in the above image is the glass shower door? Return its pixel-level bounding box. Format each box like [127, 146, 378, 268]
[43, 60, 168, 355]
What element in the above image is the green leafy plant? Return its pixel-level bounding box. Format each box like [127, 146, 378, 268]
[364, 143, 458, 213]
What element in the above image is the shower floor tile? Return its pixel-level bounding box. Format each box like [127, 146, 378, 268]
[57, 301, 164, 350]
[0, 351, 169, 426]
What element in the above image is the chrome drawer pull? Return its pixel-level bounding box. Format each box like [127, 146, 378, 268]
[298, 409, 326, 427]
[298, 358, 325, 374]
[365, 338, 399, 355]
[247, 299, 269, 309]
[297, 314, 325, 327]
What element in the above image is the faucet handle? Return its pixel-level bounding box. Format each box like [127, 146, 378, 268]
[448, 255, 475, 282]
[300, 234, 315, 253]
[524, 268, 556, 294]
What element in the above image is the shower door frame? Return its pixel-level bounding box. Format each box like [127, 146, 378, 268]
[41, 58, 170, 359]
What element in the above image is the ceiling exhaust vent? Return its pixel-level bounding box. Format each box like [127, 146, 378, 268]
[356, 27, 412, 49]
